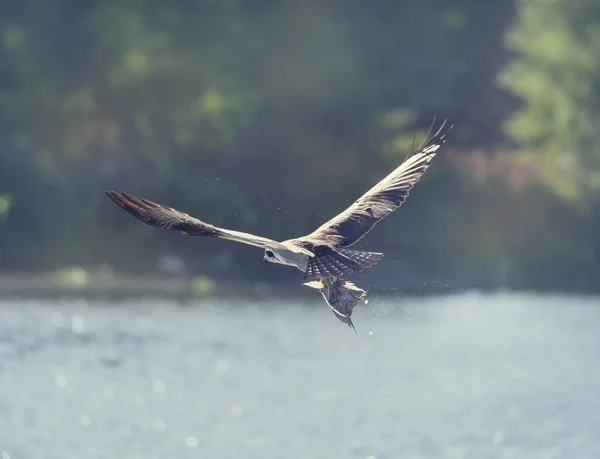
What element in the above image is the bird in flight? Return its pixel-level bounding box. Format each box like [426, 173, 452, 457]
[106, 119, 451, 287]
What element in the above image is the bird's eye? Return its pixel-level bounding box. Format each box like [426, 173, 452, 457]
[265, 250, 274, 258]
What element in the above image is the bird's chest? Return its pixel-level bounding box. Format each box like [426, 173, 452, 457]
[276, 250, 309, 271]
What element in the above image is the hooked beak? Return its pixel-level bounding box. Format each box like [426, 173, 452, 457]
[263, 256, 268, 263]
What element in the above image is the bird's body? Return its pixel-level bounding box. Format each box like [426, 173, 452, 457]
[105, 119, 452, 328]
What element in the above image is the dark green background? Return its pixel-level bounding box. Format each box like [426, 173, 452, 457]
[1, 0, 598, 291]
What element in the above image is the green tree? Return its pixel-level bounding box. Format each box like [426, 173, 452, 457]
[499, 0, 600, 268]
[499, 0, 600, 200]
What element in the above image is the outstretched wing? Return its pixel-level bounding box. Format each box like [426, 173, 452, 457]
[105, 191, 287, 250]
[297, 119, 452, 248]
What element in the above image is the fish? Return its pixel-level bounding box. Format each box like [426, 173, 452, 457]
[304, 277, 368, 333]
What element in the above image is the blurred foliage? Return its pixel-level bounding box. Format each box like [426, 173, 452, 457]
[498, 0, 600, 284]
[190, 275, 216, 296]
[0, 194, 11, 219]
[499, 0, 600, 200]
[0, 0, 598, 291]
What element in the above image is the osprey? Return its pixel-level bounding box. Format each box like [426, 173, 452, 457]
[105, 120, 451, 286]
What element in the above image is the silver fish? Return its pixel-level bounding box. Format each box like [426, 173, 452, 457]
[304, 278, 367, 333]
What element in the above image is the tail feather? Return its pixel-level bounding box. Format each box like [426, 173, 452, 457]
[303, 249, 384, 282]
[339, 250, 384, 269]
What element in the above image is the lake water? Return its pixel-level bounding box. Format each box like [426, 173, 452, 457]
[1, 292, 599, 459]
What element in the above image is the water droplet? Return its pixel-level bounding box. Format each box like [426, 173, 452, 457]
[185, 436, 199, 448]
[215, 359, 230, 372]
[230, 404, 244, 417]
[153, 419, 166, 430]
[54, 374, 67, 388]
[80, 414, 91, 426]
[364, 299, 369, 304]
[152, 380, 166, 394]
[366, 456, 377, 459]
[1, 451, 11, 459]
[368, 331, 374, 336]
[71, 315, 85, 334]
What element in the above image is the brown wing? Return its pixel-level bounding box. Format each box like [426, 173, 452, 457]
[105, 191, 287, 250]
[297, 119, 452, 248]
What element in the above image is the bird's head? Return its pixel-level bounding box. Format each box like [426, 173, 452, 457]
[263, 249, 275, 264]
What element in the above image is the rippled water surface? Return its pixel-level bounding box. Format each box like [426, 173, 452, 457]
[1, 292, 599, 459]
